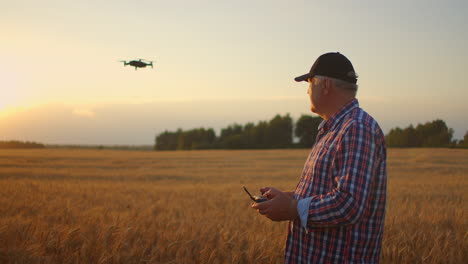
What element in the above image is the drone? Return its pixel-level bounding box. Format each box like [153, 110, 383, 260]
[120, 59, 155, 70]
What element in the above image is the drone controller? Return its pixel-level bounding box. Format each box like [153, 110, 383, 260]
[243, 186, 268, 203]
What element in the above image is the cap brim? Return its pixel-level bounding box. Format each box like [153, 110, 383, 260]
[294, 73, 311, 82]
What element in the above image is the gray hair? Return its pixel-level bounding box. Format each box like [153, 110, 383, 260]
[315, 75, 358, 95]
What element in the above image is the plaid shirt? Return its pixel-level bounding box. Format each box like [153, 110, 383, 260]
[285, 99, 387, 264]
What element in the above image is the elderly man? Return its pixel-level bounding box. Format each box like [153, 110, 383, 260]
[252, 52, 387, 263]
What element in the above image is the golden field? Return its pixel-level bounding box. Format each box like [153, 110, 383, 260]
[0, 148, 467, 263]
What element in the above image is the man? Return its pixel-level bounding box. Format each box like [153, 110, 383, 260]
[252, 52, 387, 263]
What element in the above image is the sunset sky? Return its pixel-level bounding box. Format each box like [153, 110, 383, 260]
[1, 0, 467, 145]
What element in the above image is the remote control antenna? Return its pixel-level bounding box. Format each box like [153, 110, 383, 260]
[243, 186, 257, 202]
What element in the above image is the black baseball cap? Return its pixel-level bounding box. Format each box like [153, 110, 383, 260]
[294, 52, 357, 84]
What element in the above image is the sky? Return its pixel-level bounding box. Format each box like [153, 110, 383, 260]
[1, 0, 467, 145]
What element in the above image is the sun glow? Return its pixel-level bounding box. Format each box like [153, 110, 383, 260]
[0, 91, 19, 115]
[0, 105, 25, 119]
[0, 61, 23, 110]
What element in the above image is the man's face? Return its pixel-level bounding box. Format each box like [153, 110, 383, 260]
[307, 77, 322, 114]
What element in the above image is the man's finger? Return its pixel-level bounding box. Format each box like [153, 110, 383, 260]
[259, 208, 269, 215]
[260, 187, 272, 194]
[251, 200, 271, 210]
[264, 188, 280, 199]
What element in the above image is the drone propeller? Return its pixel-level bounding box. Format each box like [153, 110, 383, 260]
[137, 58, 157, 62]
[118, 60, 129, 67]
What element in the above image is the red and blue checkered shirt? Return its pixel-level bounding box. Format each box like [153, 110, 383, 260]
[286, 99, 387, 263]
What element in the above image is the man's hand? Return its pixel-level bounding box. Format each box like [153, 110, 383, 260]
[260, 187, 294, 198]
[252, 187, 299, 221]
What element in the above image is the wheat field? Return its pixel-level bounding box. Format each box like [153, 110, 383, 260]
[0, 148, 466, 263]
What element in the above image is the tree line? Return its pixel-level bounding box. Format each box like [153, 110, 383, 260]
[155, 116, 467, 150]
[0, 140, 45, 149]
[386, 119, 467, 148]
[155, 114, 323, 150]
[1, 118, 465, 150]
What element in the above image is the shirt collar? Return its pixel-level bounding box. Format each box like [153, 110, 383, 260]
[318, 98, 359, 133]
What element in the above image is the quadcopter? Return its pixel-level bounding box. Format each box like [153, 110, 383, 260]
[120, 59, 155, 70]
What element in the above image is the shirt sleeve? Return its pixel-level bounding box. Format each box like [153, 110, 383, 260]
[297, 197, 313, 229]
[306, 121, 378, 227]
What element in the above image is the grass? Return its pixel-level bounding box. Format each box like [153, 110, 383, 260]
[0, 148, 467, 263]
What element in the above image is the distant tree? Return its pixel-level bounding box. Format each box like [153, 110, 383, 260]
[265, 114, 293, 148]
[242, 122, 256, 148]
[0, 140, 45, 149]
[195, 128, 216, 149]
[404, 125, 419, 147]
[386, 125, 418, 148]
[177, 128, 216, 150]
[385, 127, 405, 147]
[155, 129, 182, 150]
[220, 134, 246, 149]
[295, 115, 323, 148]
[415, 119, 453, 147]
[251, 121, 268, 148]
[218, 124, 245, 149]
[386, 119, 454, 148]
[220, 124, 243, 138]
[208, 115, 293, 149]
[155, 117, 461, 150]
[457, 131, 468, 148]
